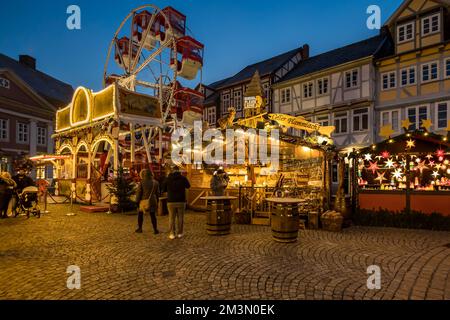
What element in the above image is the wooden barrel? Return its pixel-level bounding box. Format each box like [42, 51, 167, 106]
[271, 204, 300, 243]
[206, 200, 232, 236]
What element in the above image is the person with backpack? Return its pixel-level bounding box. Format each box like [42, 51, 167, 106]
[135, 169, 160, 235]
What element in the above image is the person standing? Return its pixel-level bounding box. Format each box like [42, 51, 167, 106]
[210, 168, 230, 196]
[0, 172, 17, 218]
[135, 169, 160, 235]
[162, 166, 190, 240]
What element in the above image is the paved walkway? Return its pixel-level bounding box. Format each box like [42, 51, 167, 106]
[0, 204, 449, 300]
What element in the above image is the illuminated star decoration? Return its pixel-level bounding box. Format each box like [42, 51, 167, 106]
[393, 169, 403, 180]
[375, 155, 383, 160]
[425, 154, 433, 160]
[381, 151, 390, 159]
[401, 118, 412, 131]
[415, 161, 429, 174]
[364, 153, 372, 162]
[421, 119, 433, 131]
[429, 160, 435, 167]
[435, 163, 442, 171]
[385, 159, 395, 169]
[367, 161, 380, 175]
[432, 171, 440, 179]
[375, 171, 387, 184]
[379, 124, 395, 139]
[436, 149, 445, 158]
[406, 139, 416, 149]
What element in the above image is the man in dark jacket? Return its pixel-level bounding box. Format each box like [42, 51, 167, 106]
[161, 166, 190, 240]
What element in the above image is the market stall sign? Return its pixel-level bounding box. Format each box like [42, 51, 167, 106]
[268, 114, 335, 137]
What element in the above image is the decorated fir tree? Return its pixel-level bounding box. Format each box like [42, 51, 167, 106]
[106, 166, 135, 212]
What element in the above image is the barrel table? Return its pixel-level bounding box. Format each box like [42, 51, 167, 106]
[266, 198, 305, 243]
[201, 196, 237, 236]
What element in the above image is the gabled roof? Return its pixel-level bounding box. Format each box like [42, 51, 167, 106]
[275, 34, 392, 84]
[384, 0, 450, 26]
[214, 47, 302, 89]
[0, 53, 74, 107]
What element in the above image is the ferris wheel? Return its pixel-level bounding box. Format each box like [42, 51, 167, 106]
[103, 5, 205, 127]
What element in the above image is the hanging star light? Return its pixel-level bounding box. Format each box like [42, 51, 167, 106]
[421, 119, 433, 131]
[429, 160, 435, 167]
[381, 151, 390, 159]
[435, 163, 442, 171]
[406, 139, 416, 149]
[425, 154, 433, 160]
[367, 161, 380, 174]
[364, 153, 372, 161]
[415, 160, 429, 174]
[375, 171, 388, 184]
[385, 159, 395, 169]
[379, 124, 395, 139]
[436, 149, 445, 158]
[393, 168, 403, 180]
[432, 171, 440, 179]
[401, 118, 412, 131]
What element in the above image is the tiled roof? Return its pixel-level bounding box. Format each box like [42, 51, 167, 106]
[0, 53, 74, 107]
[214, 47, 302, 89]
[275, 34, 392, 84]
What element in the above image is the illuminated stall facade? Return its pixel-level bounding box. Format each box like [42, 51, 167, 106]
[53, 84, 164, 203]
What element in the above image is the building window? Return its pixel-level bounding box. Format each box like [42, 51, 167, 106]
[303, 82, 314, 98]
[37, 127, 47, 146]
[334, 112, 348, 134]
[17, 122, 29, 143]
[0, 119, 8, 141]
[222, 94, 230, 114]
[352, 108, 369, 132]
[281, 88, 291, 104]
[263, 83, 270, 99]
[400, 66, 416, 86]
[0, 77, 10, 89]
[407, 106, 428, 130]
[234, 91, 242, 111]
[445, 59, 450, 78]
[421, 62, 439, 83]
[382, 71, 396, 90]
[436, 102, 449, 130]
[397, 22, 414, 43]
[317, 77, 329, 95]
[345, 69, 359, 89]
[316, 114, 330, 127]
[381, 110, 400, 132]
[422, 13, 440, 36]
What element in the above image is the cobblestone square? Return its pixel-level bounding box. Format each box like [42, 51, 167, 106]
[0, 204, 449, 300]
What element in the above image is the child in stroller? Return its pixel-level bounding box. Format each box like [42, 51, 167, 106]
[15, 186, 40, 218]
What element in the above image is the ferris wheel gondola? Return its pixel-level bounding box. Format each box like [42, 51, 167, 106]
[103, 5, 204, 128]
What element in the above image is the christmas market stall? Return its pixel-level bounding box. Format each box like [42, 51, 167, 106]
[185, 72, 336, 228]
[355, 130, 450, 229]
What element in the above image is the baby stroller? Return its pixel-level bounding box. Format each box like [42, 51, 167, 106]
[15, 186, 40, 218]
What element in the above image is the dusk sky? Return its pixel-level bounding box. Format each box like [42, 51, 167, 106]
[0, 0, 403, 91]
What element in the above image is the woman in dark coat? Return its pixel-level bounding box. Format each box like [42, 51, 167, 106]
[135, 169, 160, 234]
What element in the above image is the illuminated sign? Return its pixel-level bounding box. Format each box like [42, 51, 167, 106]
[268, 114, 335, 137]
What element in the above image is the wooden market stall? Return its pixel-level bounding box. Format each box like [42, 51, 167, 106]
[356, 131, 450, 217]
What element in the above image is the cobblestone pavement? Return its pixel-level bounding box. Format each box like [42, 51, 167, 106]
[0, 204, 449, 300]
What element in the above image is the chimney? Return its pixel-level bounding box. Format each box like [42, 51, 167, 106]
[301, 44, 310, 60]
[19, 55, 36, 70]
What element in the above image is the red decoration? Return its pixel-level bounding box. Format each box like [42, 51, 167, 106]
[436, 149, 445, 158]
[381, 151, 390, 159]
[367, 161, 380, 175]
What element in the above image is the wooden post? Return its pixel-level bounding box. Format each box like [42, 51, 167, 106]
[130, 123, 136, 165]
[405, 154, 411, 214]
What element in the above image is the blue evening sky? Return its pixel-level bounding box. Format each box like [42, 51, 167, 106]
[0, 0, 403, 91]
